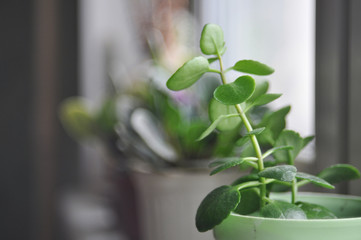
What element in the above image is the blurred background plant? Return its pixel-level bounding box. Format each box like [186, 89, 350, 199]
[59, 56, 276, 171]
[60, 76, 223, 169]
[60, 0, 249, 170]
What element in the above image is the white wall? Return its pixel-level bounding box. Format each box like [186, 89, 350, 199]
[79, 0, 145, 102]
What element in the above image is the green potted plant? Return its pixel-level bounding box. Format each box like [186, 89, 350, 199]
[166, 23, 361, 240]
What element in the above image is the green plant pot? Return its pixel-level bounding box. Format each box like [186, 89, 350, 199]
[213, 192, 361, 240]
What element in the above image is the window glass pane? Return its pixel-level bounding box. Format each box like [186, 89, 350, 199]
[197, 0, 315, 140]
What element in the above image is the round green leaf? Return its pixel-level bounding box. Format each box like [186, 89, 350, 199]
[273, 130, 304, 164]
[302, 135, 315, 148]
[209, 98, 241, 131]
[233, 60, 274, 76]
[261, 200, 306, 219]
[214, 75, 256, 105]
[246, 80, 269, 103]
[296, 202, 337, 219]
[296, 172, 334, 189]
[166, 56, 209, 91]
[196, 185, 240, 232]
[258, 165, 297, 182]
[257, 106, 291, 146]
[208, 57, 218, 64]
[200, 24, 225, 55]
[318, 164, 361, 184]
[252, 93, 282, 107]
[210, 157, 248, 176]
[233, 188, 260, 215]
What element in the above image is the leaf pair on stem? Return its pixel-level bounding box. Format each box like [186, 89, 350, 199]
[166, 23, 361, 233]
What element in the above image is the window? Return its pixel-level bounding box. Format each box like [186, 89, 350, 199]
[195, 0, 316, 161]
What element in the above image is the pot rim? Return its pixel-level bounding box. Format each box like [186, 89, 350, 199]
[229, 192, 361, 222]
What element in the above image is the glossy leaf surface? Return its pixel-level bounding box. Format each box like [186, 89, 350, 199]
[318, 164, 361, 184]
[200, 24, 225, 55]
[252, 93, 282, 107]
[273, 130, 304, 164]
[296, 202, 337, 219]
[258, 165, 297, 182]
[196, 186, 240, 232]
[296, 172, 334, 189]
[210, 157, 256, 175]
[302, 135, 315, 148]
[246, 80, 269, 103]
[209, 98, 241, 131]
[208, 57, 218, 64]
[257, 106, 291, 145]
[214, 75, 256, 105]
[233, 60, 274, 75]
[233, 188, 260, 215]
[261, 200, 306, 219]
[166, 56, 209, 91]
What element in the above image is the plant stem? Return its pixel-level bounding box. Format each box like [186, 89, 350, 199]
[218, 56, 227, 85]
[288, 149, 297, 204]
[291, 179, 298, 204]
[208, 68, 221, 74]
[235, 104, 267, 207]
[217, 54, 267, 207]
[288, 149, 294, 165]
[235, 178, 275, 191]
